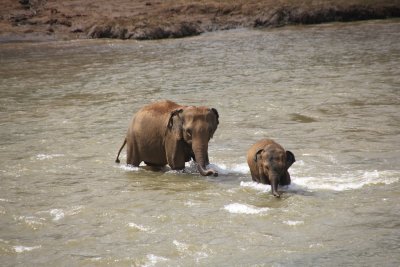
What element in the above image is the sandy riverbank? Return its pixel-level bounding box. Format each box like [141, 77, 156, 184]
[1, 0, 400, 42]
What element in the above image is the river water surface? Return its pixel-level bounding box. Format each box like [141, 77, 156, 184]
[1, 20, 399, 266]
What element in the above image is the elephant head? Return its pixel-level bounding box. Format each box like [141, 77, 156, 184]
[254, 144, 295, 197]
[167, 106, 219, 176]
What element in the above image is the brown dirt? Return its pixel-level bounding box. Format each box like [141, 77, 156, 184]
[1, 0, 399, 42]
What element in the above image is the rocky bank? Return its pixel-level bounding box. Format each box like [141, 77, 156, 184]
[1, 0, 400, 42]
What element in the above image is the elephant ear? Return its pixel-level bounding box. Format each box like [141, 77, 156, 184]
[253, 149, 264, 163]
[167, 109, 184, 140]
[211, 108, 219, 125]
[286, 150, 295, 169]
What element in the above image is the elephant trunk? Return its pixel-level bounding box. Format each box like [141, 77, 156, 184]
[269, 172, 281, 198]
[193, 141, 218, 177]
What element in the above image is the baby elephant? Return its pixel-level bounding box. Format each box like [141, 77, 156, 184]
[247, 139, 295, 197]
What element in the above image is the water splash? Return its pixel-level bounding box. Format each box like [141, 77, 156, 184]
[293, 170, 400, 191]
[143, 254, 168, 267]
[224, 203, 270, 215]
[240, 181, 271, 193]
[14, 245, 41, 253]
[50, 209, 65, 221]
[118, 164, 141, 172]
[35, 154, 64, 160]
[208, 163, 249, 175]
[128, 222, 153, 233]
[173, 240, 189, 253]
[117, 159, 399, 193]
[283, 220, 304, 226]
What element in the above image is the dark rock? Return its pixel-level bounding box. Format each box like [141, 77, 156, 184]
[88, 25, 129, 39]
[134, 22, 202, 40]
[71, 28, 83, 33]
[19, 0, 30, 8]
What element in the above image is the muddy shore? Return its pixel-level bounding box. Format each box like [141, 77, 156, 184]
[1, 0, 400, 42]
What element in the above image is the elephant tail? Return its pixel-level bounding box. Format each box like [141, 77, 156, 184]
[115, 138, 127, 163]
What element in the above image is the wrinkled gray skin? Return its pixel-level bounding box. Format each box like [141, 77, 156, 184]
[247, 139, 295, 197]
[116, 100, 219, 176]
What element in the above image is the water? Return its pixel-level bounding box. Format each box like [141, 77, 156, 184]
[1, 20, 399, 266]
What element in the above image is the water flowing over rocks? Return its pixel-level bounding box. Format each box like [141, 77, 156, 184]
[1, 0, 400, 41]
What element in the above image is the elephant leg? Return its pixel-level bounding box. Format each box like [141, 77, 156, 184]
[127, 141, 141, 166]
[259, 170, 270, 185]
[165, 140, 186, 170]
[257, 166, 270, 184]
[250, 169, 260, 183]
[260, 173, 270, 185]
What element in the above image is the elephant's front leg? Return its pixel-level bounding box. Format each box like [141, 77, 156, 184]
[165, 140, 186, 170]
[250, 169, 260, 183]
[259, 173, 271, 185]
[258, 166, 270, 185]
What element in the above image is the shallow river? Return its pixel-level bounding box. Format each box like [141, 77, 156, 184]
[1, 20, 399, 266]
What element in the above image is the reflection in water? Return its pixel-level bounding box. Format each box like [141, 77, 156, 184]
[0, 20, 399, 266]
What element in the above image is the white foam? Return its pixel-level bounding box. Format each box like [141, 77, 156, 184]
[173, 240, 189, 252]
[283, 220, 304, 226]
[14, 245, 41, 253]
[309, 243, 324, 249]
[143, 254, 168, 267]
[224, 203, 270, 215]
[66, 206, 84, 216]
[128, 223, 152, 232]
[15, 215, 44, 229]
[172, 241, 210, 262]
[118, 157, 399, 193]
[183, 161, 198, 173]
[35, 154, 64, 160]
[118, 164, 140, 171]
[293, 170, 400, 191]
[184, 201, 200, 207]
[195, 252, 209, 263]
[294, 159, 306, 166]
[49, 209, 65, 221]
[209, 163, 249, 175]
[240, 181, 271, 193]
[175, 161, 249, 176]
[33, 206, 83, 223]
[231, 163, 250, 174]
[117, 160, 249, 176]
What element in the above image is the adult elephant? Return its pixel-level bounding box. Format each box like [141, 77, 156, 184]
[247, 139, 295, 197]
[116, 100, 219, 176]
